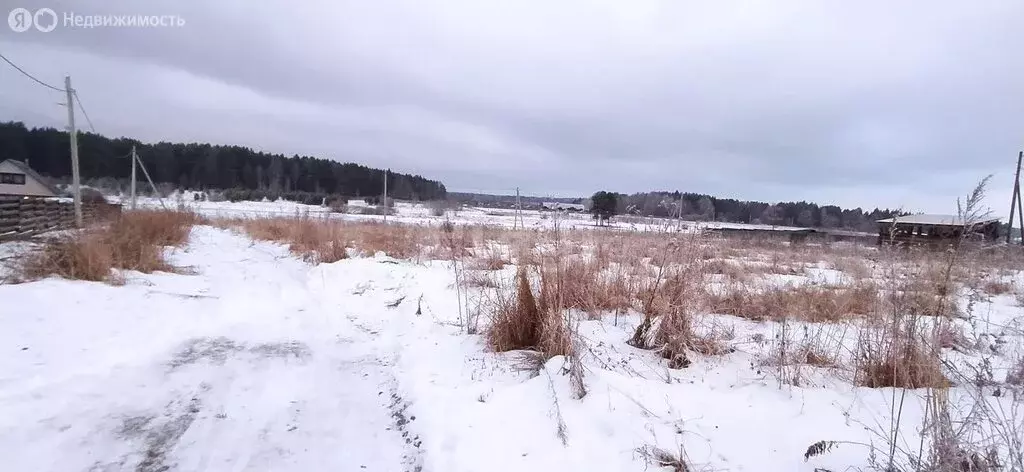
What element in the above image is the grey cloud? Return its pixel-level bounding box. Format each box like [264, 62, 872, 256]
[1, 0, 1023, 212]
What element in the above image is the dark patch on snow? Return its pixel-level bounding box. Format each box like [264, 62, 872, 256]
[106, 386, 210, 472]
[168, 337, 243, 369]
[134, 396, 202, 472]
[117, 415, 156, 438]
[248, 340, 311, 360]
[386, 295, 406, 308]
[168, 337, 311, 370]
[387, 391, 423, 472]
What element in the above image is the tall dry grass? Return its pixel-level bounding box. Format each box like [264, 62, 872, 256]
[221, 216, 438, 263]
[707, 283, 880, 322]
[16, 209, 200, 283]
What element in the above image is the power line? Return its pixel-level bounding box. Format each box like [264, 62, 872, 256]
[0, 52, 64, 92]
[73, 90, 95, 133]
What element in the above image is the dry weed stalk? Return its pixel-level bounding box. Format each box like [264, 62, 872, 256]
[636, 444, 693, 472]
[815, 177, 1020, 471]
[628, 232, 718, 368]
[485, 216, 586, 397]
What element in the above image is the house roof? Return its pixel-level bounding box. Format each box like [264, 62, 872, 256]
[876, 214, 1000, 226]
[0, 159, 60, 196]
[542, 201, 585, 210]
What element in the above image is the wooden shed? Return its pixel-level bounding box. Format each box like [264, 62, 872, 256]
[876, 214, 1000, 245]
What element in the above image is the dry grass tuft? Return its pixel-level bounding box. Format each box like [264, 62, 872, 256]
[981, 279, 1013, 296]
[855, 322, 950, 389]
[707, 283, 879, 322]
[471, 244, 510, 270]
[463, 270, 498, 288]
[17, 209, 199, 283]
[106, 210, 201, 271]
[636, 445, 691, 472]
[234, 217, 348, 263]
[1007, 357, 1024, 386]
[228, 217, 436, 263]
[830, 257, 872, 280]
[487, 267, 543, 352]
[18, 232, 114, 282]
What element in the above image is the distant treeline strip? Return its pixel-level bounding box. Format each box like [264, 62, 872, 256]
[452, 190, 905, 232]
[0, 121, 447, 201]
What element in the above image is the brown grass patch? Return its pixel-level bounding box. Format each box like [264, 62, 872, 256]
[855, 315, 951, 389]
[487, 267, 544, 352]
[16, 209, 199, 283]
[228, 217, 435, 263]
[18, 232, 114, 282]
[981, 279, 1013, 296]
[463, 270, 498, 288]
[234, 217, 348, 263]
[707, 283, 879, 322]
[830, 257, 872, 280]
[470, 244, 509, 270]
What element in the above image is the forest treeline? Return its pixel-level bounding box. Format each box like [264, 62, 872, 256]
[0, 122, 447, 201]
[615, 191, 904, 232]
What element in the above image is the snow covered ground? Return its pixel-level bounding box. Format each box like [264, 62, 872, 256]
[117, 192, 697, 233]
[2, 208, 1023, 471]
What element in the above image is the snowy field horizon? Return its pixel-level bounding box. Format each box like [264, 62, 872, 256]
[0, 194, 1021, 472]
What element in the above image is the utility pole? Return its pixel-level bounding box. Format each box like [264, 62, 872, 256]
[64, 76, 82, 227]
[1008, 151, 1023, 244]
[130, 145, 137, 210]
[383, 169, 388, 223]
[514, 187, 520, 230]
[135, 151, 166, 208]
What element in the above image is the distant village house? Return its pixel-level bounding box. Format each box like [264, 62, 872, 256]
[540, 201, 585, 212]
[876, 214, 1000, 245]
[0, 159, 58, 197]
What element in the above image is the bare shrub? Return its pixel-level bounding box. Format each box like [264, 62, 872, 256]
[327, 197, 348, 213]
[427, 199, 457, 217]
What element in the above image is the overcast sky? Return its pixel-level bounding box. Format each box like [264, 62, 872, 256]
[1, 0, 1022, 213]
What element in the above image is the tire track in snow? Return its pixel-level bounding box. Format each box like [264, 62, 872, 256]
[333, 265, 425, 472]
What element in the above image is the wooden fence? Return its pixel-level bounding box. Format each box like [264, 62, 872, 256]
[0, 196, 121, 240]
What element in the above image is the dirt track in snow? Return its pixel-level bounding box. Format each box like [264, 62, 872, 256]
[0, 227, 423, 472]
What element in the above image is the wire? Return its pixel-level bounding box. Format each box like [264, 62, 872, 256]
[0, 52, 64, 92]
[73, 90, 95, 133]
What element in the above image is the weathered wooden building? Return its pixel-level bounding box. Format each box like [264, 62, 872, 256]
[876, 214, 1000, 245]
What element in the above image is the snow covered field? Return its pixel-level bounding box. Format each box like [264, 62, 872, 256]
[118, 192, 697, 233]
[2, 201, 1023, 471]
